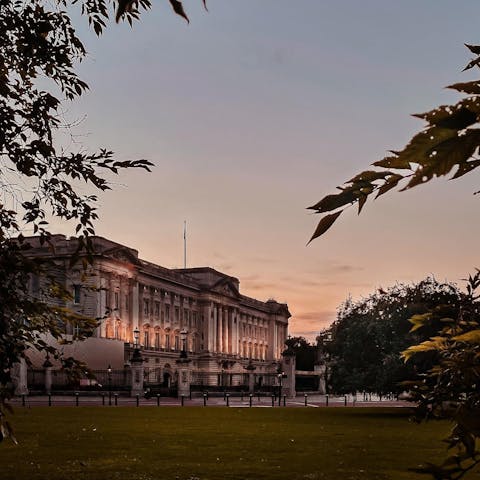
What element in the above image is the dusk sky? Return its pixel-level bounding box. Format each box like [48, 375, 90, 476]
[52, 1, 480, 340]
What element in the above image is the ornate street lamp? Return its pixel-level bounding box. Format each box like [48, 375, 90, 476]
[131, 327, 143, 363]
[107, 364, 112, 406]
[277, 371, 286, 406]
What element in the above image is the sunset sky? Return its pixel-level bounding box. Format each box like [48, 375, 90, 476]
[52, 1, 480, 340]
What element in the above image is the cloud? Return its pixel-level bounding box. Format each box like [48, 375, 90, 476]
[243, 280, 281, 292]
[247, 256, 277, 265]
[307, 261, 364, 276]
[288, 310, 336, 340]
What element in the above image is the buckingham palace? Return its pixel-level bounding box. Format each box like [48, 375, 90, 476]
[20, 235, 293, 396]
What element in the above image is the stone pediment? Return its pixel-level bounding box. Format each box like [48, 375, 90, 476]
[211, 278, 240, 298]
[102, 246, 139, 265]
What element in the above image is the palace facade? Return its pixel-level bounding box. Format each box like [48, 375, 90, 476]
[25, 235, 290, 387]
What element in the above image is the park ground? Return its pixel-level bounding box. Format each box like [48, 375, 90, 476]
[0, 406, 459, 480]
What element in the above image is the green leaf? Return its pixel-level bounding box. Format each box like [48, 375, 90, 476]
[373, 155, 411, 170]
[169, 0, 190, 23]
[413, 106, 478, 130]
[347, 170, 391, 184]
[308, 189, 357, 213]
[308, 210, 343, 243]
[451, 159, 480, 180]
[465, 44, 480, 55]
[375, 174, 404, 198]
[447, 81, 480, 95]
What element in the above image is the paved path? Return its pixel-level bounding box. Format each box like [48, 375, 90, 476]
[9, 394, 411, 409]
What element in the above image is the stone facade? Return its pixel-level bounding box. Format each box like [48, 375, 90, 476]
[24, 235, 291, 386]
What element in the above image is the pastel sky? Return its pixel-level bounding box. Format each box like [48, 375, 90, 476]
[51, 1, 480, 340]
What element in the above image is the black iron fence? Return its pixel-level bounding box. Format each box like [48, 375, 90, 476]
[27, 368, 131, 393]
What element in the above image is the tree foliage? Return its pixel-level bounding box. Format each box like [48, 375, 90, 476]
[402, 271, 480, 479]
[323, 278, 460, 396]
[284, 336, 317, 371]
[308, 44, 480, 242]
[0, 0, 203, 442]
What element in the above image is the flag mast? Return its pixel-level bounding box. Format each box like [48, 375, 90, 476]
[183, 220, 187, 269]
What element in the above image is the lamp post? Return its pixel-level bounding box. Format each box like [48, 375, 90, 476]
[277, 372, 285, 406]
[129, 326, 144, 398]
[107, 364, 112, 406]
[176, 328, 191, 398]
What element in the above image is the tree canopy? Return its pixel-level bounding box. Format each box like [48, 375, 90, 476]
[284, 336, 317, 371]
[322, 277, 460, 396]
[0, 0, 203, 442]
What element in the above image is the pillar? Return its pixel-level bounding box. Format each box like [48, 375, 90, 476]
[12, 359, 28, 396]
[43, 356, 53, 395]
[130, 349, 144, 397]
[176, 357, 191, 398]
[245, 361, 256, 394]
[224, 307, 230, 354]
[218, 306, 223, 353]
[281, 348, 296, 398]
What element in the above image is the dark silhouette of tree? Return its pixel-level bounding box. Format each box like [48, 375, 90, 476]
[309, 43, 480, 479]
[324, 278, 460, 396]
[0, 0, 203, 442]
[284, 336, 316, 371]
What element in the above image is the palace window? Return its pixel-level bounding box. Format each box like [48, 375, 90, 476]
[165, 335, 170, 350]
[144, 330, 150, 348]
[175, 307, 179, 323]
[114, 291, 119, 309]
[73, 285, 81, 304]
[174, 336, 179, 351]
[155, 332, 160, 349]
[143, 299, 149, 316]
[165, 305, 170, 321]
[154, 301, 160, 318]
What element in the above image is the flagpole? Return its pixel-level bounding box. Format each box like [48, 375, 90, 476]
[183, 220, 187, 269]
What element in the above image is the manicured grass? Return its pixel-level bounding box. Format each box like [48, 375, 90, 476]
[0, 407, 453, 480]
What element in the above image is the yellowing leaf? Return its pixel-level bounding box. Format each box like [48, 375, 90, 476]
[409, 313, 432, 332]
[452, 329, 480, 343]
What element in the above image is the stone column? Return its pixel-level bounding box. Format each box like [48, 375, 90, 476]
[176, 357, 192, 398]
[245, 361, 256, 394]
[130, 279, 140, 338]
[224, 307, 230, 354]
[314, 364, 327, 394]
[281, 348, 296, 398]
[232, 309, 238, 356]
[43, 356, 53, 395]
[130, 349, 144, 397]
[212, 304, 217, 352]
[218, 306, 223, 353]
[12, 359, 28, 396]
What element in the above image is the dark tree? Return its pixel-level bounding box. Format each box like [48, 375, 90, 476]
[324, 278, 460, 396]
[0, 0, 203, 442]
[284, 336, 316, 371]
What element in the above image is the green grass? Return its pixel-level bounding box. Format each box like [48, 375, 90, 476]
[0, 407, 453, 480]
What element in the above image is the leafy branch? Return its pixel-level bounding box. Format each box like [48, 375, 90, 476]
[402, 271, 480, 480]
[308, 44, 480, 242]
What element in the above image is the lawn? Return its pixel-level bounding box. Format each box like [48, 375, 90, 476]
[0, 407, 453, 480]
